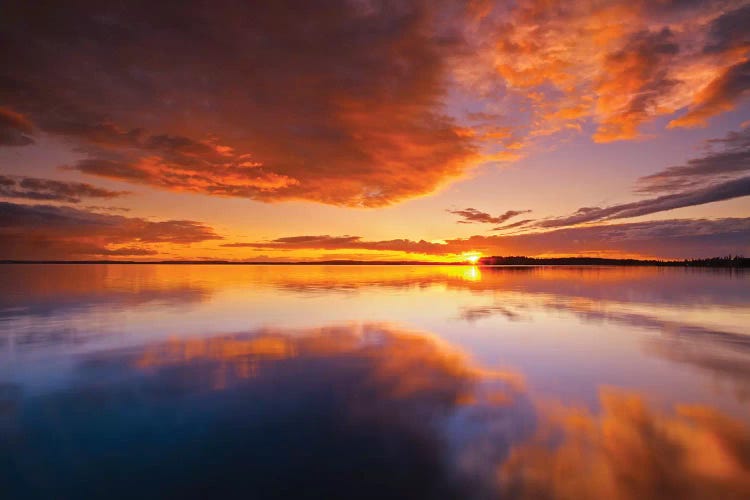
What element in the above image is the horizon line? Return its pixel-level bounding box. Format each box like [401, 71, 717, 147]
[1, 256, 746, 266]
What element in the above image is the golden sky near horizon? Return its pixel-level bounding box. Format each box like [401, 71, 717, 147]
[1, 0, 749, 261]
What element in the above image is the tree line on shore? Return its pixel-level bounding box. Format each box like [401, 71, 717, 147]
[478, 255, 749, 267]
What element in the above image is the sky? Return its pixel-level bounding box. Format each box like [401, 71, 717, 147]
[0, 0, 749, 261]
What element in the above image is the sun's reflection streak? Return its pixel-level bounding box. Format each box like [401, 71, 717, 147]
[462, 265, 481, 281]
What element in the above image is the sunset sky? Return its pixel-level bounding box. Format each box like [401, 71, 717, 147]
[1, 0, 749, 261]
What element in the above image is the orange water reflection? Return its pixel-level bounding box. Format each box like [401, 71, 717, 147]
[502, 389, 750, 499]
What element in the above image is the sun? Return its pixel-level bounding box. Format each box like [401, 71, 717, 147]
[463, 252, 481, 265]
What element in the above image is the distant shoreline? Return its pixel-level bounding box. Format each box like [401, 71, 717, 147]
[0, 256, 747, 267]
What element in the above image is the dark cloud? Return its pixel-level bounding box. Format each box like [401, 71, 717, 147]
[703, 3, 750, 55]
[222, 234, 444, 253]
[492, 218, 535, 231]
[539, 176, 750, 228]
[0, 107, 34, 146]
[490, 217, 750, 258]
[84, 205, 131, 212]
[226, 217, 750, 259]
[0, 175, 129, 203]
[0, 201, 220, 259]
[537, 127, 750, 231]
[0, 0, 479, 207]
[448, 208, 531, 224]
[637, 127, 750, 193]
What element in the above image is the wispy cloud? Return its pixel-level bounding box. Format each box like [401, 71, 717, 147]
[637, 126, 750, 193]
[448, 208, 531, 225]
[0, 107, 34, 146]
[532, 126, 750, 230]
[492, 219, 535, 232]
[0, 175, 129, 203]
[538, 176, 750, 228]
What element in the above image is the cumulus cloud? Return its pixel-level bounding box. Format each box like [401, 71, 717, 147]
[0, 175, 129, 203]
[224, 218, 750, 259]
[461, 0, 750, 143]
[0, 201, 220, 259]
[593, 28, 681, 142]
[448, 208, 531, 225]
[0, 0, 479, 207]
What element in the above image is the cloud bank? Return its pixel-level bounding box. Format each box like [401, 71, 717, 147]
[0, 202, 220, 259]
[225, 217, 750, 259]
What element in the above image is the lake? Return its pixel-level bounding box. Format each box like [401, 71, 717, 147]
[1, 264, 749, 499]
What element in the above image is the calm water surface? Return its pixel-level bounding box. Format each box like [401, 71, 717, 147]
[1, 264, 749, 499]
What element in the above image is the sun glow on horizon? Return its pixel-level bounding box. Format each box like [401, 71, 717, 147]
[463, 252, 482, 264]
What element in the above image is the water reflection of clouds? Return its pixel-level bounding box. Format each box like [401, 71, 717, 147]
[501, 389, 750, 499]
[460, 294, 750, 403]
[2, 323, 533, 499]
[3, 323, 749, 499]
[0, 265, 211, 351]
[260, 266, 749, 307]
[0, 271, 210, 321]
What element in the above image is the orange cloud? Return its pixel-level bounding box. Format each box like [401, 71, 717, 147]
[593, 28, 680, 142]
[2, 0, 748, 210]
[669, 59, 750, 128]
[463, 0, 750, 143]
[2, 1, 479, 207]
